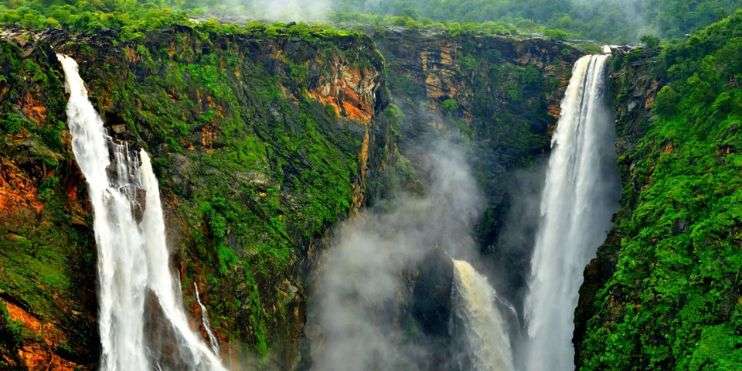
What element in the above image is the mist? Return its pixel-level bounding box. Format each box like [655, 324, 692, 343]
[194, 0, 333, 22]
[306, 139, 486, 370]
[244, 0, 332, 22]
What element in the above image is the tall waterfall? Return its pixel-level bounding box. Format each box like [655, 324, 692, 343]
[523, 53, 619, 371]
[451, 259, 514, 371]
[57, 54, 226, 371]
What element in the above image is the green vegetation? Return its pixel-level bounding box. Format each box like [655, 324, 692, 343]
[0, 38, 99, 364]
[578, 12, 741, 369]
[0, 0, 190, 39]
[4, 0, 738, 43]
[0, 9, 378, 360]
[0, 0, 359, 41]
[337, 0, 741, 42]
[332, 11, 569, 39]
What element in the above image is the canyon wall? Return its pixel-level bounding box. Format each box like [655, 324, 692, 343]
[372, 28, 580, 305]
[0, 23, 582, 370]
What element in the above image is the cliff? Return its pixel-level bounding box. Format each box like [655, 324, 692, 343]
[0, 24, 385, 369]
[574, 13, 741, 370]
[372, 28, 580, 303]
[0, 20, 586, 370]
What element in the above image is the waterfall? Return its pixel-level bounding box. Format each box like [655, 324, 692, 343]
[57, 54, 226, 371]
[195, 282, 220, 354]
[451, 259, 515, 371]
[522, 53, 619, 370]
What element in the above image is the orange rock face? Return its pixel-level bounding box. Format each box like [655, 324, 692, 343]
[420, 44, 459, 100]
[200, 124, 217, 150]
[0, 159, 44, 215]
[3, 301, 79, 370]
[123, 47, 140, 64]
[548, 104, 561, 119]
[308, 58, 379, 124]
[18, 344, 78, 371]
[21, 92, 47, 124]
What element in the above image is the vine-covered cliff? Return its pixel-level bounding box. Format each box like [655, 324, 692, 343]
[575, 13, 741, 370]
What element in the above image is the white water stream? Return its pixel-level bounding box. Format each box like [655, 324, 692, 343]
[195, 282, 221, 355]
[522, 53, 619, 370]
[452, 259, 514, 371]
[57, 54, 225, 371]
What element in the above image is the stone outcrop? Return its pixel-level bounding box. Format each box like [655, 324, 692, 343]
[308, 59, 380, 124]
[2, 300, 79, 370]
[0, 159, 43, 215]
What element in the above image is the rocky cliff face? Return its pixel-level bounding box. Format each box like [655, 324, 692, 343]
[0, 25, 385, 370]
[371, 28, 580, 303]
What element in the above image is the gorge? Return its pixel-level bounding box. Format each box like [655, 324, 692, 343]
[0, 3, 739, 371]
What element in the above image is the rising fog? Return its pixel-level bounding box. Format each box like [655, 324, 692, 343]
[194, 0, 332, 22]
[248, 0, 332, 22]
[306, 140, 485, 370]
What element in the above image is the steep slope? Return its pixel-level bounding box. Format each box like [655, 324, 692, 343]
[0, 24, 385, 369]
[575, 13, 741, 370]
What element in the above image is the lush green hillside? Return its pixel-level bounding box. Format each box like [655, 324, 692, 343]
[4, 0, 739, 43]
[575, 12, 741, 370]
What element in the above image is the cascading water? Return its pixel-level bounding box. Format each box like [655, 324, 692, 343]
[451, 259, 514, 371]
[522, 53, 619, 371]
[57, 54, 226, 371]
[195, 283, 221, 354]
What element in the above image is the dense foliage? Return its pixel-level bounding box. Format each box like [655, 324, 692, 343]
[0, 0, 358, 40]
[336, 0, 740, 42]
[577, 11, 741, 369]
[2, 0, 740, 43]
[333, 12, 574, 40]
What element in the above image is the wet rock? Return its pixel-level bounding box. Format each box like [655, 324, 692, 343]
[110, 124, 126, 134]
[411, 248, 453, 337]
[143, 290, 196, 370]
